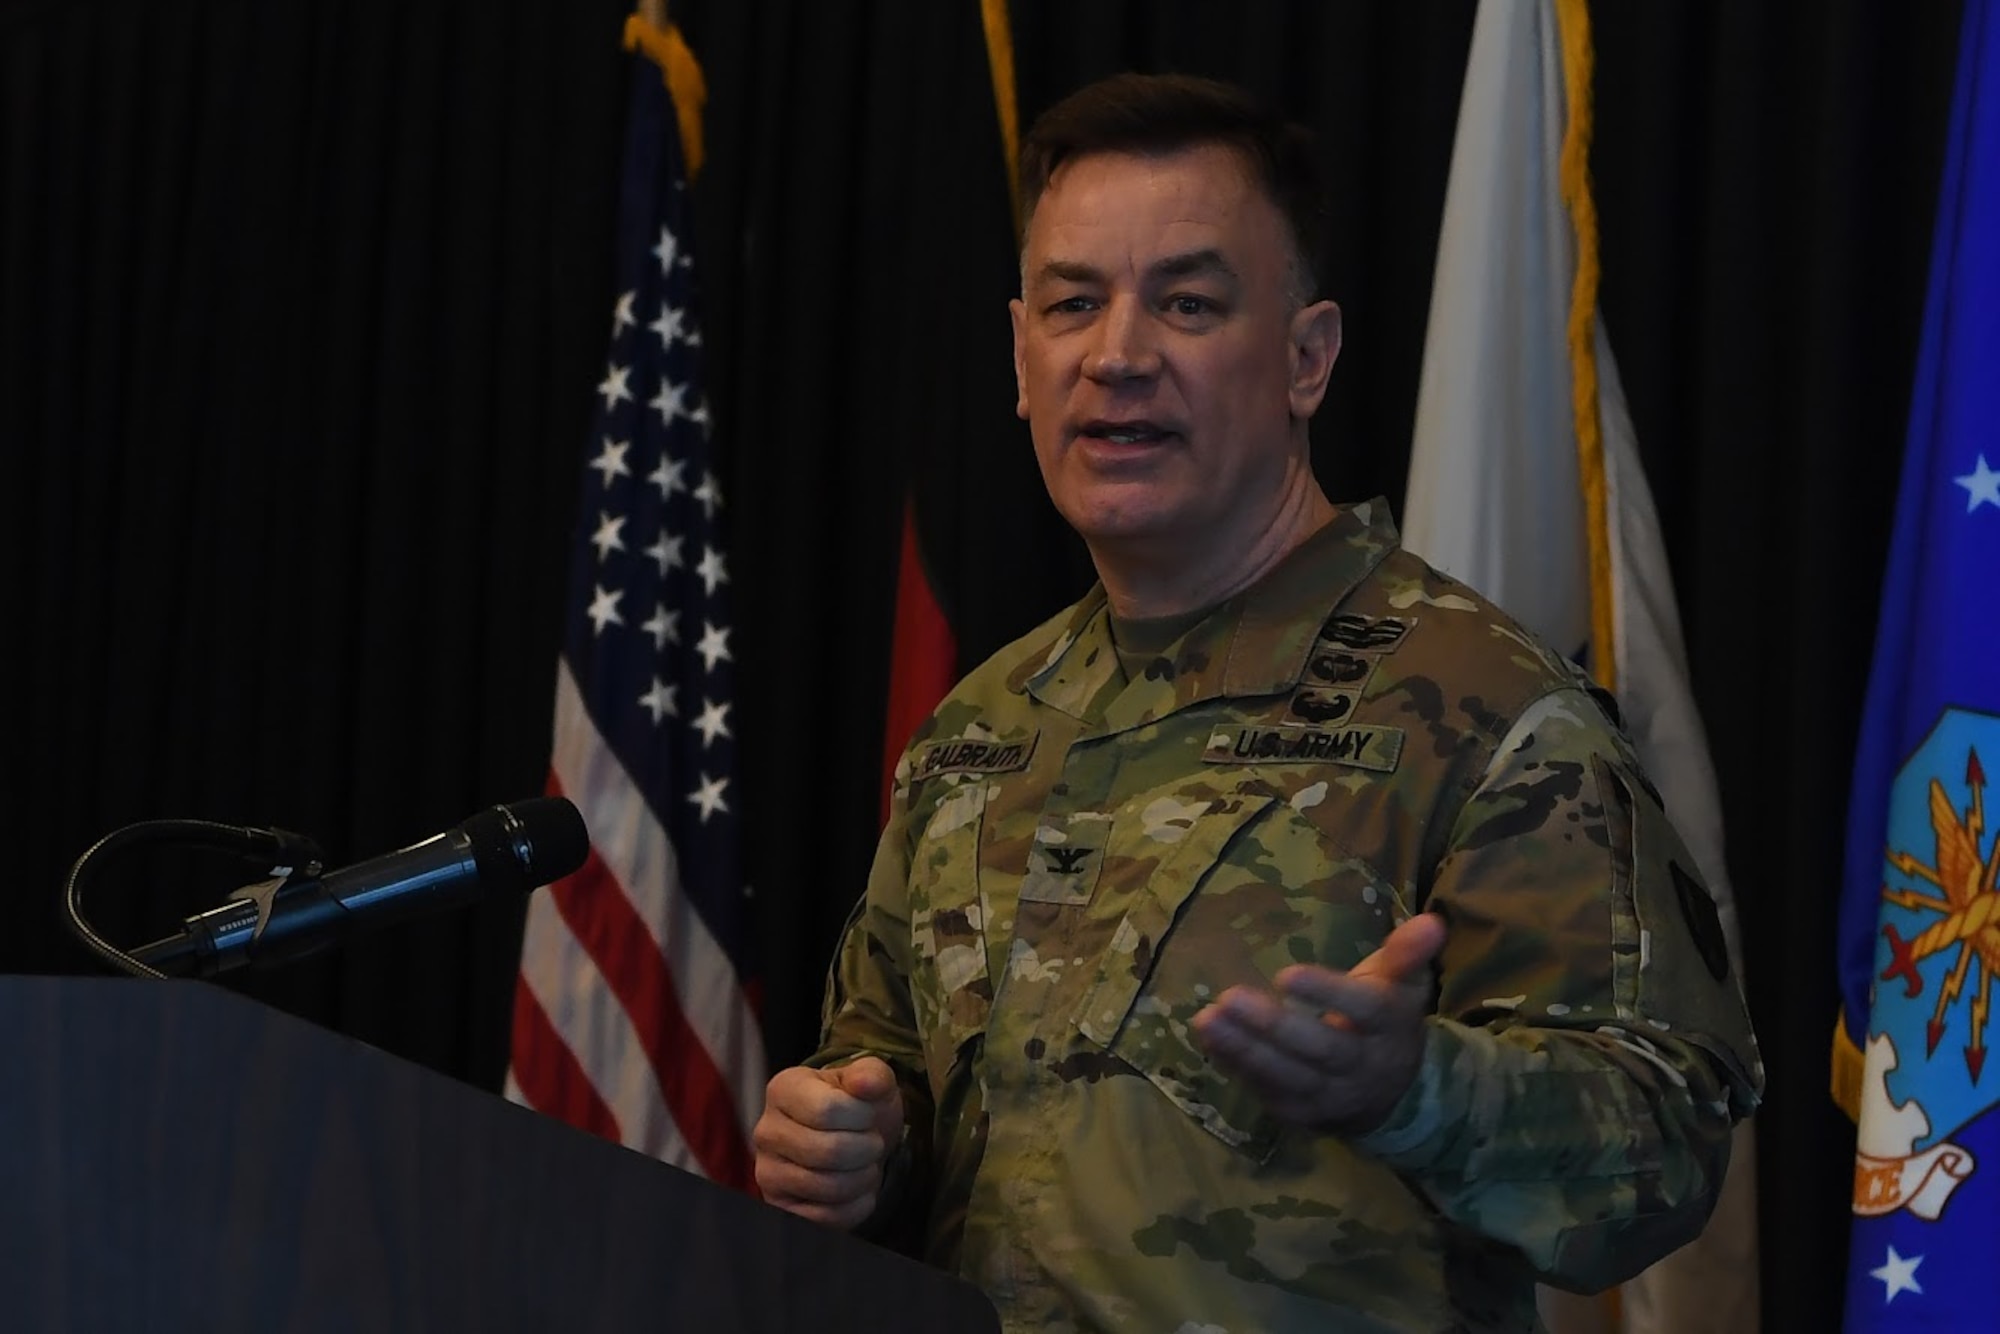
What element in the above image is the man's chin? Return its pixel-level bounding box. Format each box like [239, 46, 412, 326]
[1064, 509, 1197, 561]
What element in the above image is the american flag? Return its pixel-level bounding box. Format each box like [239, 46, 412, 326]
[506, 27, 764, 1192]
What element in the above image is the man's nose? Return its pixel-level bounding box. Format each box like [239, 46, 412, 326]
[1083, 299, 1160, 383]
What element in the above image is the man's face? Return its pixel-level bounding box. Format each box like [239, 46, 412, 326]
[1010, 143, 1338, 567]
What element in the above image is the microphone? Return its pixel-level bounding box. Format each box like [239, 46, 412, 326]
[131, 797, 589, 978]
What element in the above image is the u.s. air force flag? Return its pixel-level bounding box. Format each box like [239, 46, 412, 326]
[1835, 0, 2000, 1327]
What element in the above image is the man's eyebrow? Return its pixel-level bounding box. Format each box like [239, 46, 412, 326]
[1152, 248, 1238, 283]
[1032, 259, 1104, 285]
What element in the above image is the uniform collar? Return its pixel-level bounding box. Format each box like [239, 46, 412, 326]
[1009, 498, 1402, 727]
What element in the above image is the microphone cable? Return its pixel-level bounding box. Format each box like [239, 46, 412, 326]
[62, 819, 324, 980]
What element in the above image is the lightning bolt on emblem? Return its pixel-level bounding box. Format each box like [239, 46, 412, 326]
[1880, 747, 2000, 1082]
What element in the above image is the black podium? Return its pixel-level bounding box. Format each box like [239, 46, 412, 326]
[0, 976, 999, 1333]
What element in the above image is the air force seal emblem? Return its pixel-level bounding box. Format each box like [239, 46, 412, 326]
[1854, 707, 2000, 1222]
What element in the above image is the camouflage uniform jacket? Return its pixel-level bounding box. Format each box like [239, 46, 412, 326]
[813, 500, 1762, 1333]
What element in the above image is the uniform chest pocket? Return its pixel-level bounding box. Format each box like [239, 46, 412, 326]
[1070, 791, 1279, 1158]
[1070, 789, 1405, 1160]
[906, 779, 994, 1078]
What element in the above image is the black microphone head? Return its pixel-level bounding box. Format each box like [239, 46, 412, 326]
[463, 797, 590, 894]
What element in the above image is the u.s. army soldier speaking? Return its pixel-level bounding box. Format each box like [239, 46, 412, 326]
[752, 71, 1761, 1334]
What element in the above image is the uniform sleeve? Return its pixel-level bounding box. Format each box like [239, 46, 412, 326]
[1353, 686, 1764, 1292]
[804, 776, 939, 1230]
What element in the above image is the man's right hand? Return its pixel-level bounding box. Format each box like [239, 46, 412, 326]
[752, 1056, 905, 1229]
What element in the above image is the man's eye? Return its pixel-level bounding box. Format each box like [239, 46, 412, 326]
[1168, 295, 1216, 316]
[1048, 296, 1097, 314]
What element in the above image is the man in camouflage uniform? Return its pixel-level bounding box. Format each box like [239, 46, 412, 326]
[753, 72, 1761, 1333]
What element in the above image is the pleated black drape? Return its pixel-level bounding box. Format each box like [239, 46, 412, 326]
[1587, 7, 1963, 1320]
[3, 0, 634, 1082]
[2, 2, 1965, 1328]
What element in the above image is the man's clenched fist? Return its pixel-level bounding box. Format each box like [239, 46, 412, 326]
[752, 1056, 905, 1229]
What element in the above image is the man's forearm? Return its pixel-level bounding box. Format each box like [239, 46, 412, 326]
[1354, 1018, 1737, 1291]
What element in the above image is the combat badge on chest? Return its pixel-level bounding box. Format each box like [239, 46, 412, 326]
[1203, 612, 1412, 773]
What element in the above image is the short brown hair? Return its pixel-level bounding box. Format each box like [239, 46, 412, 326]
[1017, 72, 1327, 303]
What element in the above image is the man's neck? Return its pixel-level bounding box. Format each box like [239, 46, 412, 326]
[1095, 483, 1336, 620]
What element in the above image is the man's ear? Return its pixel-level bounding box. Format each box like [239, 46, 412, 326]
[1288, 300, 1342, 420]
[1010, 298, 1030, 420]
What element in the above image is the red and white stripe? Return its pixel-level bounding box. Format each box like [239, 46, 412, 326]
[507, 660, 766, 1188]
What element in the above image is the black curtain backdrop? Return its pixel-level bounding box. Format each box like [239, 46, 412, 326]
[1, 2, 1962, 1328]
